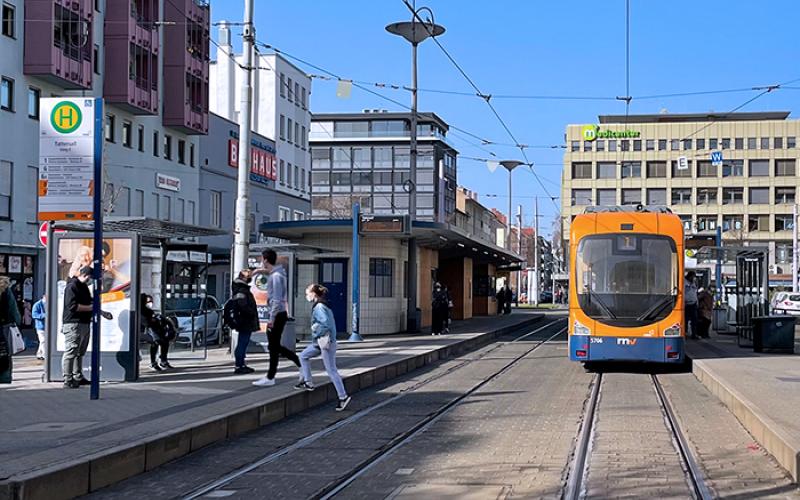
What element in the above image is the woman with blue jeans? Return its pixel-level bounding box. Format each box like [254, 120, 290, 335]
[295, 284, 351, 412]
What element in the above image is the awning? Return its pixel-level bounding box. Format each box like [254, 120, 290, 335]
[53, 217, 227, 240]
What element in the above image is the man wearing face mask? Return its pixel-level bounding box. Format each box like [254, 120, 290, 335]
[227, 268, 259, 374]
[61, 266, 113, 389]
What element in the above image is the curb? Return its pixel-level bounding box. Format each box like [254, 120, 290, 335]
[690, 357, 800, 482]
[0, 314, 544, 500]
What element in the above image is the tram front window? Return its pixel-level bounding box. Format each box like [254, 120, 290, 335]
[576, 234, 678, 326]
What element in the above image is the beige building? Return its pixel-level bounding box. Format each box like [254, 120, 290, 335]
[562, 112, 800, 283]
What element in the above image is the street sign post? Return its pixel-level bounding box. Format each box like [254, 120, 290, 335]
[711, 151, 723, 167]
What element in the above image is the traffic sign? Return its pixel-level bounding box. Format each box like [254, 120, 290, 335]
[711, 151, 723, 166]
[38, 222, 64, 246]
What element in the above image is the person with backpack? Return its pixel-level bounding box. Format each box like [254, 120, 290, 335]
[431, 282, 449, 336]
[140, 294, 174, 371]
[0, 276, 21, 384]
[295, 284, 351, 412]
[224, 268, 259, 375]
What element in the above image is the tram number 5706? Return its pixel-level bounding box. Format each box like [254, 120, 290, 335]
[589, 337, 603, 344]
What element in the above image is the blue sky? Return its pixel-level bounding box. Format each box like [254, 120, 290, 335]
[209, 0, 800, 233]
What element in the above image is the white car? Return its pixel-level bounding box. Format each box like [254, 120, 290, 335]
[172, 296, 229, 346]
[772, 292, 800, 316]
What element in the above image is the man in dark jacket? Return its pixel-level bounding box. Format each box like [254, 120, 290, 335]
[228, 268, 259, 374]
[431, 282, 449, 336]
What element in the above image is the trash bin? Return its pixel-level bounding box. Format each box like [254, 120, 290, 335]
[712, 306, 730, 334]
[753, 315, 796, 353]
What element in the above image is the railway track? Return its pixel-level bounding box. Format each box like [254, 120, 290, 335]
[181, 316, 568, 500]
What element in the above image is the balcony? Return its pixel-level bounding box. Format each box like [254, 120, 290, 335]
[103, 0, 159, 114]
[24, 0, 93, 90]
[162, 0, 209, 134]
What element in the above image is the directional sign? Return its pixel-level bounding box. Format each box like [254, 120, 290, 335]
[38, 98, 99, 221]
[711, 151, 723, 166]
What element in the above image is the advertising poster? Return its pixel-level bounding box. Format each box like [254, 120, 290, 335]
[251, 252, 293, 332]
[55, 237, 133, 352]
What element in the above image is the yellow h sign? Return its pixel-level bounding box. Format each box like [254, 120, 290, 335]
[50, 101, 82, 134]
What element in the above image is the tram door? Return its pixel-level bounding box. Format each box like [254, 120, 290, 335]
[163, 244, 214, 359]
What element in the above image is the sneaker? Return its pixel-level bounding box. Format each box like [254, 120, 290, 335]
[242, 366, 255, 374]
[77, 378, 91, 386]
[150, 363, 163, 372]
[294, 381, 315, 391]
[234, 366, 255, 375]
[159, 361, 173, 370]
[252, 376, 276, 387]
[63, 380, 79, 389]
[335, 396, 352, 412]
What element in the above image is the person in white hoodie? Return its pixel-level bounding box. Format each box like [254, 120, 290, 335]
[253, 248, 301, 387]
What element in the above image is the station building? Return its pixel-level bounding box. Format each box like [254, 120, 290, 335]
[562, 112, 800, 287]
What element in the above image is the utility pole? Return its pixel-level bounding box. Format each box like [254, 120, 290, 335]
[517, 204, 522, 305]
[533, 197, 539, 307]
[232, 0, 254, 277]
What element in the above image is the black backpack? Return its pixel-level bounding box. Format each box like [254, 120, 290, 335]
[223, 299, 242, 331]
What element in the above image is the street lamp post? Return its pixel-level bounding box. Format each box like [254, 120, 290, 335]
[386, 8, 444, 333]
[499, 160, 523, 251]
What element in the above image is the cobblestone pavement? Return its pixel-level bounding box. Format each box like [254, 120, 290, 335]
[83, 316, 572, 499]
[660, 373, 800, 499]
[583, 373, 693, 499]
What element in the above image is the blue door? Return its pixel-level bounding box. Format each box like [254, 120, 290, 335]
[320, 259, 348, 334]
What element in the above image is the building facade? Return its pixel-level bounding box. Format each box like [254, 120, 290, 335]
[198, 113, 310, 300]
[309, 111, 458, 222]
[562, 112, 800, 283]
[209, 23, 311, 202]
[0, 0, 210, 327]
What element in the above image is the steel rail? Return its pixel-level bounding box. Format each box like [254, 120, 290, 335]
[562, 373, 602, 500]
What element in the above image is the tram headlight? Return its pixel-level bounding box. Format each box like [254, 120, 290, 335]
[573, 319, 591, 336]
[663, 323, 681, 337]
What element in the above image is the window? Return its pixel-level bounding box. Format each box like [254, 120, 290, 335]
[571, 162, 592, 179]
[621, 161, 640, 178]
[722, 160, 743, 177]
[287, 118, 293, 143]
[0, 160, 10, 219]
[658, 139, 667, 151]
[596, 140, 605, 152]
[286, 163, 293, 187]
[788, 137, 796, 148]
[301, 125, 306, 149]
[671, 159, 692, 178]
[104, 114, 115, 142]
[369, 258, 394, 298]
[671, 188, 691, 205]
[776, 187, 795, 204]
[722, 188, 743, 205]
[93, 45, 100, 74]
[287, 77, 293, 101]
[132, 189, 144, 216]
[749, 187, 769, 204]
[160, 195, 171, 221]
[121, 121, 132, 147]
[2, 3, 14, 38]
[279, 115, 285, 140]
[735, 137, 744, 150]
[177, 139, 186, 164]
[190, 144, 195, 167]
[747, 137, 757, 149]
[647, 188, 666, 205]
[279, 206, 290, 221]
[749, 159, 769, 177]
[583, 141, 592, 152]
[670, 139, 679, 151]
[697, 160, 716, 178]
[596, 189, 616, 206]
[294, 82, 299, 106]
[152, 131, 159, 157]
[760, 137, 770, 149]
[680, 216, 693, 232]
[696, 138, 705, 150]
[137, 125, 144, 152]
[294, 164, 299, 188]
[301, 87, 307, 109]
[163, 134, 172, 160]
[280, 73, 285, 98]
[722, 215, 743, 232]
[279, 160, 285, 184]
[0, 76, 13, 111]
[312, 147, 331, 169]
[209, 191, 222, 227]
[608, 140, 617, 152]
[748, 215, 769, 232]
[776, 243, 793, 264]
[646, 161, 666, 178]
[294, 122, 299, 147]
[571, 189, 592, 206]
[597, 162, 616, 179]
[709, 138, 718, 150]
[721, 138, 731, 149]
[682, 139, 692, 150]
[22, 88, 39, 123]
[776, 159, 795, 176]
[645, 139, 655, 151]
[633, 139, 641, 151]
[312, 171, 330, 186]
[697, 216, 717, 232]
[775, 137, 784, 149]
[696, 188, 717, 205]
[620, 140, 629, 151]
[570, 140, 579, 152]
[776, 214, 794, 232]
[293, 210, 304, 221]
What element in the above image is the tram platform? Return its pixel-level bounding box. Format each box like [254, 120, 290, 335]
[686, 330, 800, 482]
[0, 311, 545, 500]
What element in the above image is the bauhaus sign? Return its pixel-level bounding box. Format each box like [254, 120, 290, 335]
[227, 139, 277, 185]
[581, 124, 640, 141]
[38, 98, 100, 221]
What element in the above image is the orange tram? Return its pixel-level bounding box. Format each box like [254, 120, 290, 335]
[569, 206, 685, 364]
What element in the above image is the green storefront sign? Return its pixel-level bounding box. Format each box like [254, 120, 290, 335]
[581, 124, 640, 141]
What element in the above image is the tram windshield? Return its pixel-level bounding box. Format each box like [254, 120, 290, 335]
[576, 234, 678, 326]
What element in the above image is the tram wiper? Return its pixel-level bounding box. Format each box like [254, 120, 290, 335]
[584, 287, 617, 319]
[636, 294, 676, 322]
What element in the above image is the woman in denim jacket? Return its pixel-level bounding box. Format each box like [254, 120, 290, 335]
[295, 284, 351, 412]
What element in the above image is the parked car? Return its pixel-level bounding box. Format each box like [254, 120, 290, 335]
[772, 292, 800, 315]
[170, 296, 229, 346]
[540, 291, 553, 303]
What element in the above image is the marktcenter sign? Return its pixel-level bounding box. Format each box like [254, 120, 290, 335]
[581, 124, 640, 141]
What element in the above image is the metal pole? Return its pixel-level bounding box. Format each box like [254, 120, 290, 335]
[533, 197, 539, 307]
[90, 98, 104, 400]
[232, 0, 255, 277]
[507, 168, 512, 250]
[349, 203, 363, 341]
[715, 226, 722, 302]
[793, 203, 798, 293]
[516, 204, 522, 305]
[45, 221, 54, 382]
[406, 38, 419, 333]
